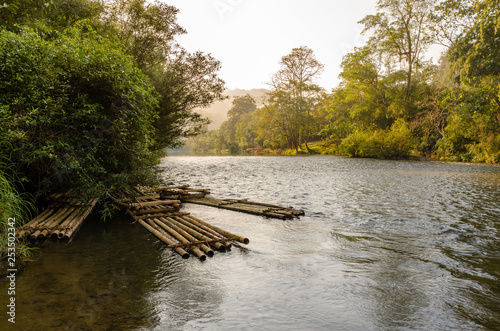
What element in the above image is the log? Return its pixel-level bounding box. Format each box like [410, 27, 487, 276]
[63, 198, 98, 240]
[141, 219, 189, 259]
[173, 216, 227, 252]
[157, 185, 190, 190]
[182, 215, 233, 250]
[155, 217, 207, 261]
[165, 217, 215, 257]
[114, 199, 181, 210]
[116, 194, 161, 202]
[22, 208, 55, 229]
[184, 214, 249, 245]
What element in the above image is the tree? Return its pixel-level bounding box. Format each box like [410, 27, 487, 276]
[0, 26, 160, 198]
[101, 0, 226, 149]
[338, 45, 394, 129]
[429, 0, 476, 48]
[436, 0, 500, 162]
[360, 0, 435, 115]
[235, 112, 258, 151]
[224, 94, 257, 142]
[268, 46, 324, 153]
[448, 0, 500, 84]
[0, 0, 104, 32]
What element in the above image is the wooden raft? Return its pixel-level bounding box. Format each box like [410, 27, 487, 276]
[158, 185, 305, 219]
[111, 187, 249, 261]
[17, 192, 98, 241]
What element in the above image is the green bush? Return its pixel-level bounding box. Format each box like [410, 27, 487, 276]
[339, 119, 417, 158]
[436, 83, 500, 163]
[0, 25, 160, 198]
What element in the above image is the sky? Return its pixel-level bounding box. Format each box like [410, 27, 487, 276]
[164, 0, 378, 91]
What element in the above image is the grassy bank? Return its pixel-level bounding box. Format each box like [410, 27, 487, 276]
[0, 170, 36, 264]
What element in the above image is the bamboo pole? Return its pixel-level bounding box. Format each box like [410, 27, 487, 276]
[157, 185, 190, 190]
[30, 208, 67, 232]
[141, 219, 190, 259]
[184, 214, 249, 245]
[22, 208, 55, 229]
[145, 218, 181, 246]
[63, 198, 98, 240]
[155, 217, 207, 261]
[145, 219, 190, 259]
[165, 217, 215, 257]
[31, 207, 71, 240]
[183, 198, 281, 216]
[57, 205, 89, 239]
[113, 199, 181, 210]
[38, 207, 81, 239]
[132, 206, 208, 258]
[234, 199, 304, 214]
[132, 207, 176, 216]
[173, 216, 227, 252]
[181, 215, 233, 250]
[116, 194, 161, 202]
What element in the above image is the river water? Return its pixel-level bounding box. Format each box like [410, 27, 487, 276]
[1, 156, 500, 330]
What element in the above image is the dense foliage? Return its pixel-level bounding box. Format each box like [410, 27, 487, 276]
[0, 26, 159, 198]
[193, 0, 499, 163]
[0, 0, 225, 206]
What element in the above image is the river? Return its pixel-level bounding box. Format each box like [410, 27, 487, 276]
[1, 156, 500, 330]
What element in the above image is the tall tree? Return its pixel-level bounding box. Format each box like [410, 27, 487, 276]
[268, 46, 324, 152]
[448, 0, 500, 84]
[224, 94, 257, 142]
[429, 0, 476, 48]
[437, 0, 500, 162]
[360, 0, 435, 115]
[101, 0, 226, 148]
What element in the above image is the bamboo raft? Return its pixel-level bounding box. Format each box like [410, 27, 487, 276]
[111, 187, 249, 261]
[17, 193, 98, 241]
[158, 185, 305, 219]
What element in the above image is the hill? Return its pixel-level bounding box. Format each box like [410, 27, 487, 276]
[195, 88, 269, 130]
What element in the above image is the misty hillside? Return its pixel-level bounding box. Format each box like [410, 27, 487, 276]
[195, 88, 269, 130]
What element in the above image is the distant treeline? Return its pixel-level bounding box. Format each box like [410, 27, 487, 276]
[191, 0, 499, 163]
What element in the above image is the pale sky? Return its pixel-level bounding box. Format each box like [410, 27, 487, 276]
[164, 0, 378, 91]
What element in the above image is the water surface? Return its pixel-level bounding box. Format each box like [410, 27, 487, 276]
[1, 156, 499, 330]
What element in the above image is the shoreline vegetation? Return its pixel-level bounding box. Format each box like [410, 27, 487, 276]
[190, 0, 499, 164]
[184, 141, 443, 162]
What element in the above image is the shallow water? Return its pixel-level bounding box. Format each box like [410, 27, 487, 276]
[1, 156, 500, 330]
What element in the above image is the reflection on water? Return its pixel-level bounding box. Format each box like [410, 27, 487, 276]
[1, 156, 500, 330]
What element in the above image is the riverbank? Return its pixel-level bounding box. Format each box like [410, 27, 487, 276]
[188, 140, 484, 164]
